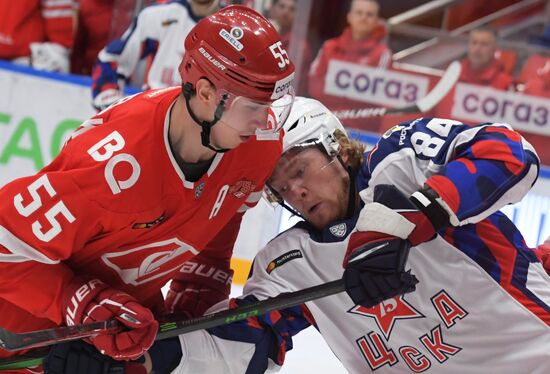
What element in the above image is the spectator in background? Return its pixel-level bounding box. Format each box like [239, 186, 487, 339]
[0, 0, 76, 73]
[268, 0, 312, 95]
[91, 0, 221, 111]
[459, 27, 512, 90]
[435, 27, 513, 120]
[523, 59, 550, 98]
[308, 0, 391, 108]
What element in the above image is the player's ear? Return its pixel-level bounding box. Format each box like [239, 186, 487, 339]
[194, 78, 217, 105]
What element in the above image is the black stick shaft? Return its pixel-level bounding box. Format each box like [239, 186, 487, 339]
[0, 279, 345, 370]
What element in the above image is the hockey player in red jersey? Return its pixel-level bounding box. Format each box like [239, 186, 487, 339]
[0, 5, 294, 373]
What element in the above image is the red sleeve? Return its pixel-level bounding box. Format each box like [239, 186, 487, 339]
[0, 170, 102, 323]
[170, 212, 244, 294]
[41, 0, 75, 48]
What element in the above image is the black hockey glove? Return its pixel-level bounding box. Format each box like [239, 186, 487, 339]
[342, 183, 448, 308]
[343, 234, 418, 308]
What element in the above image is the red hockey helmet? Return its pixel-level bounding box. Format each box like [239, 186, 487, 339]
[179, 5, 295, 133]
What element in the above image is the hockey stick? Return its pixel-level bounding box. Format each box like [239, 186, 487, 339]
[334, 60, 461, 120]
[0, 279, 345, 370]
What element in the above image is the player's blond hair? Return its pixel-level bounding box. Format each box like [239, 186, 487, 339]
[335, 129, 366, 174]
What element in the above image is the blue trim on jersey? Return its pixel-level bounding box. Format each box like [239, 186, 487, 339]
[140, 39, 160, 59]
[170, 0, 202, 23]
[487, 213, 550, 313]
[105, 18, 138, 54]
[208, 295, 313, 372]
[364, 118, 539, 222]
[448, 212, 550, 313]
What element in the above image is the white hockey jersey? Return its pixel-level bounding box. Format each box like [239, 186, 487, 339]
[92, 0, 200, 99]
[171, 118, 550, 373]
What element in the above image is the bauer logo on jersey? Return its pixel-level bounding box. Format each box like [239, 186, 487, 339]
[220, 28, 244, 51]
[266, 250, 303, 274]
[229, 179, 256, 199]
[329, 223, 348, 237]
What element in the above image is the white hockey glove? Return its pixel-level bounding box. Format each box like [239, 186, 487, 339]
[11, 56, 31, 66]
[30, 42, 70, 73]
[92, 88, 124, 111]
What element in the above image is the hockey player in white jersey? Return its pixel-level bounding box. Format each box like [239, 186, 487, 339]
[91, 0, 221, 110]
[44, 98, 550, 373]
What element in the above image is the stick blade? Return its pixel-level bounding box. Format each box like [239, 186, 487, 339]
[416, 61, 461, 113]
[0, 321, 119, 351]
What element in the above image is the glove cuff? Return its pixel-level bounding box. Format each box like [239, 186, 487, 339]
[171, 258, 233, 296]
[410, 186, 449, 233]
[61, 277, 108, 326]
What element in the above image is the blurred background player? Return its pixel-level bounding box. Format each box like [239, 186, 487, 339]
[45, 97, 550, 374]
[0, 0, 76, 73]
[0, 6, 295, 373]
[71, 0, 158, 76]
[91, 0, 222, 110]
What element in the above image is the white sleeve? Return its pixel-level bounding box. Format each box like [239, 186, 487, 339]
[172, 329, 280, 374]
[361, 118, 540, 226]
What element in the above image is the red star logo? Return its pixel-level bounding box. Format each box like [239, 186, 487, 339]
[348, 296, 424, 340]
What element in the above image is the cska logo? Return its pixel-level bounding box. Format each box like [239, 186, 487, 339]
[348, 296, 424, 340]
[229, 179, 256, 199]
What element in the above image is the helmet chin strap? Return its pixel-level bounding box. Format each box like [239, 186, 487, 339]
[183, 83, 230, 153]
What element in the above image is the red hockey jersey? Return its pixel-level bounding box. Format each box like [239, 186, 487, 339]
[0, 87, 282, 354]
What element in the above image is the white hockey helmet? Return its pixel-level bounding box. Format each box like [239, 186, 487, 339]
[281, 96, 347, 157]
[264, 97, 348, 205]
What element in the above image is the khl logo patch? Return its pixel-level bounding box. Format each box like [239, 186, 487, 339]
[329, 223, 347, 237]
